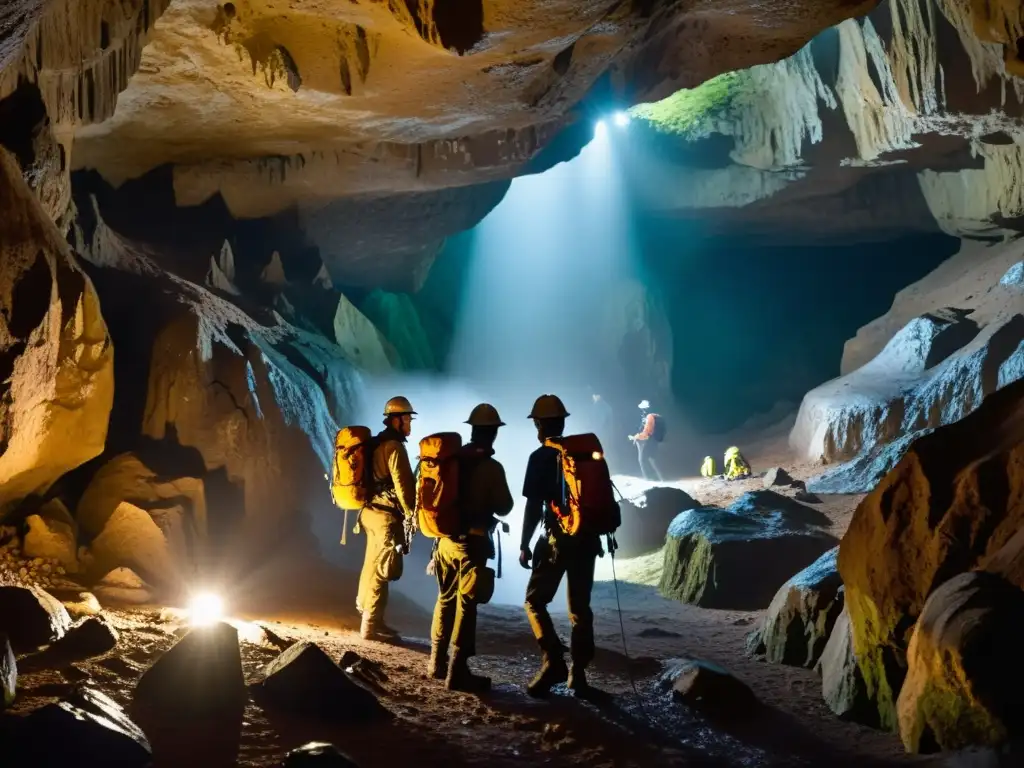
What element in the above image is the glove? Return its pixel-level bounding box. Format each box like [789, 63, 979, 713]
[519, 547, 532, 570]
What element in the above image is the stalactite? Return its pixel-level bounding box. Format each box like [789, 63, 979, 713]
[889, 0, 940, 115]
[935, 0, 1024, 103]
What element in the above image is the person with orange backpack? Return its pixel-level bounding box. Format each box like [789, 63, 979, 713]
[629, 399, 665, 482]
[519, 393, 621, 698]
[420, 403, 514, 692]
[332, 396, 418, 642]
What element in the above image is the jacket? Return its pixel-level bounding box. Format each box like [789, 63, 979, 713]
[633, 413, 657, 441]
[459, 446, 514, 536]
[370, 428, 416, 518]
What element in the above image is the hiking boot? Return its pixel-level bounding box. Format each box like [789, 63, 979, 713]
[360, 617, 401, 643]
[527, 654, 568, 698]
[427, 642, 449, 680]
[567, 663, 594, 696]
[445, 650, 491, 694]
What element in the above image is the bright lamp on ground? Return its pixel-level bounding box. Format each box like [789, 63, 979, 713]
[188, 592, 224, 627]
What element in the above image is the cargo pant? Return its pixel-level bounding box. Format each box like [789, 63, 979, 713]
[524, 533, 600, 665]
[356, 507, 405, 626]
[430, 535, 489, 656]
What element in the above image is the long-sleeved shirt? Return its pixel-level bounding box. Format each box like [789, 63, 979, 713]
[632, 413, 656, 441]
[370, 429, 416, 518]
[460, 446, 514, 534]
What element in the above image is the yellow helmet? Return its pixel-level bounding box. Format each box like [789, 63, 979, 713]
[383, 396, 417, 416]
[725, 446, 741, 459]
[528, 394, 569, 420]
[466, 403, 506, 427]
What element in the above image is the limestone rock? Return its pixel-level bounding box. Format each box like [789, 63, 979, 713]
[659, 491, 837, 610]
[62, 592, 103, 620]
[659, 658, 758, 718]
[86, 502, 180, 593]
[257, 641, 389, 721]
[14, 686, 151, 767]
[93, 568, 154, 607]
[135, 622, 246, 717]
[806, 429, 934, 495]
[283, 742, 360, 767]
[818, 606, 874, 725]
[615, 486, 700, 559]
[332, 293, 395, 375]
[22, 502, 78, 572]
[837, 378, 1024, 731]
[52, 616, 120, 658]
[748, 547, 844, 668]
[897, 572, 1024, 754]
[762, 467, 795, 487]
[1, 632, 15, 708]
[0, 148, 114, 519]
[0, 585, 72, 651]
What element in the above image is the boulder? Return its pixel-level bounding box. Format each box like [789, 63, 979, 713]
[615, 486, 700, 558]
[135, 622, 246, 717]
[806, 429, 934, 494]
[76, 452, 207, 550]
[93, 568, 154, 607]
[818, 606, 875, 725]
[257, 641, 389, 721]
[838, 379, 1024, 731]
[762, 467, 795, 487]
[897, 572, 1024, 754]
[0, 148, 114, 519]
[85, 501, 181, 592]
[659, 658, 758, 718]
[747, 547, 844, 668]
[0, 585, 72, 651]
[62, 591, 102, 619]
[14, 686, 151, 767]
[659, 491, 837, 610]
[332, 293, 395, 375]
[1, 632, 14, 708]
[52, 615, 120, 658]
[22, 500, 78, 571]
[283, 742, 361, 767]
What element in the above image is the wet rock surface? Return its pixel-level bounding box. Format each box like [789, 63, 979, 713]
[283, 741, 361, 767]
[616, 486, 701, 558]
[659, 491, 838, 610]
[748, 547, 844, 668]
[0, 585, 72, 651]
[660, 657, 759, 719]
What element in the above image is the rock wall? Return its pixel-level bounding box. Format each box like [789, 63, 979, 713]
[0, 148, 114, 520]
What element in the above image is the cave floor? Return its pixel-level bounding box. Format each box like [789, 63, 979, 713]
[7, 570, 936, 768]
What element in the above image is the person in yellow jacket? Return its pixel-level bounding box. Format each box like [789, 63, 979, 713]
[428, 403, 514, 692]
[724, 446, 751, 480]
[357, 396, 418, 642]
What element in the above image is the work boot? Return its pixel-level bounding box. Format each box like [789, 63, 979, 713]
[567, 662, 594, 697]
[527, 653, 569, 698]
[360, 616, 401, 643]
[445, 650, 491, 694]
[427, 642, 449, 680]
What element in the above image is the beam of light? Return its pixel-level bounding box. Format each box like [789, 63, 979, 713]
[187, 591, 225, 627]
[613, 111, 630, 128]
[594, 119, 607, 139]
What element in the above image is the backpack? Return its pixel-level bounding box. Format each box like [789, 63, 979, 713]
[650, 413, 667, 443]
[416, 432, 464, 539]
[700, 455, 717, 478]
[544, 433, 621, 537]
[331, 426, 376, 510]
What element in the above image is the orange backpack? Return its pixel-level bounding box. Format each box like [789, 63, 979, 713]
[331, 426, 375, 510]
[416, 432, 463, 539]
[544, 433, 621, 536]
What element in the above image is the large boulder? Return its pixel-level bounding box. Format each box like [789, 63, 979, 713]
[14, 686, 151, 767]
[0, 585, 72, 651]
[659, 491, 837, 610]
[22, 500, 78, 572]
[257, 641, 389, 721]
[52, 615, 120, 658]
[659, 658, 758, 719]
[82, 501, 183, 593]
[818, 606, 874, 724]
[0, 148, 114, 519]
[838, 378, 1024, 731]
[806, 428, 934, 494]
[135, 622, 246, 717]
[897, 572, 1024, 754]
[616, 486, 700, 558]
[748, 546, 844, 668]
[92, 568, 154, 607]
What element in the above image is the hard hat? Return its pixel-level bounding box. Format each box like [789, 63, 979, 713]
[725, 446, 741, 458]
[466, 403, 506, 427]
[528, 394, 569, 420]
[383, 396, 417, 416]
[638, 399, 651, 409]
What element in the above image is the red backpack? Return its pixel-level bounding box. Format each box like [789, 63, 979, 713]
[544, 434, 621, 536]
[416, 432, 463, 538]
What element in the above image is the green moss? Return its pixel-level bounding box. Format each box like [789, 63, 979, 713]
[630, 72, 741, 139]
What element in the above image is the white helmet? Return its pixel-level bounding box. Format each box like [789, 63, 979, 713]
[638, 400, 650, 410]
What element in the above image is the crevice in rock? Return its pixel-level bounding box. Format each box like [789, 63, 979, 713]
[401, 0, 485, 55]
